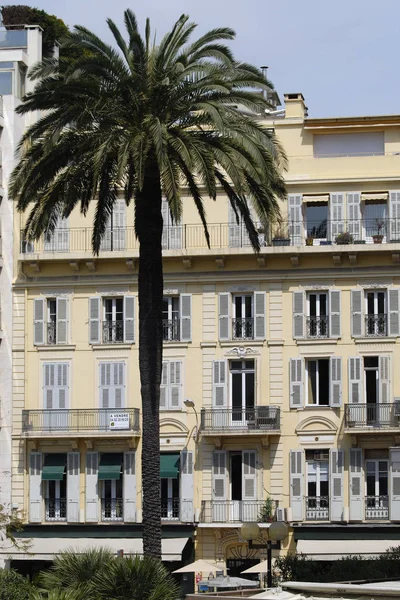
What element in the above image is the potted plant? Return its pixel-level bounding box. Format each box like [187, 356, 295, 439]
[272, 223, 290, 246]
[258, 496, 275, 523]
[373, 218, 385, 243]
[305, 236, 313, 246]
[257, 225, 267, 247]
[335, 231, 354, 245]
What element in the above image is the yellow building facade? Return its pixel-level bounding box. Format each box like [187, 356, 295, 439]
[7, 92, 400, 579]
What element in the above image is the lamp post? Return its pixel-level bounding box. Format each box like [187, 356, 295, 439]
[240, 521, 289, 589]
[184, 398, 199, 441]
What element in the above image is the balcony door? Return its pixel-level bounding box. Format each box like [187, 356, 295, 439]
[161, 477, 180, 520]
[364, 356, 379, 425]
[230, 360, 255, 426]
[45, 478, 67, 521]
[44, 216, 69, 252]
[43, 363, 69, 431]
[230, 451, 257, 522]
[365, 291, 386, 337]
[365, 459, 388, 519]
[101, 479, 123, 521]
[162, 296, 180, 341]
[99, 362, 125, 430]
[103, 298, 124, 343]
[307, 293, 328, 338]
[363, 200, 387, 243]
[306, 451, 329, 520]
[232, 295, 253, 340]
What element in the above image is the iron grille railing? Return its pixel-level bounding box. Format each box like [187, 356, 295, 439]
[305, 496, 329, 521]
[365, 495, 389, 520]
[161, 498, 180, 520]
[103, 320, 124, 343]
[47, 322, 57, 344]
[365, 314, 388, 337]
[22, 408, 140, 434]
[101, 498, 123, 521]
[162, 318, 180, 341]
[200, 500, 277, 523]
[232, 318, 254, 340]
[45, 498, 67, 521]
[200, 406, 280, 433]
[306, 315, 329, 338]
[345, 403, 399, 429]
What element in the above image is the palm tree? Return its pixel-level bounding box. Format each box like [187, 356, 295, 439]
[10, 10, 286, 557]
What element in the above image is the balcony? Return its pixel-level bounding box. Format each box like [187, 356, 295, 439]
[0, 28, 27, 48]
[365, 495, 389, 520]
[232, 318, 254, 340]
[200, 407, 280, 436]
[365, 313, 388, 337]
[200, 500, 277, 524]
[21, 408, 140, 438]
[103, 320, 124, 344]
[162, 318, 180, 342]
[305, 496, 329, 521]
[101, 498, 123, 522]
[306, 315, 329, 338]
[345, 403, 400, 430]
[45, 498, 67, 522]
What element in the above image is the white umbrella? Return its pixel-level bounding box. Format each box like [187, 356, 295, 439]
[242, 560, 269, 574]
[197, 576, 259, 589]
[173, 559, 219, 573]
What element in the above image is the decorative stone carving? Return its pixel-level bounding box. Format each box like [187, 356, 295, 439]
[225, 346, 260, 357]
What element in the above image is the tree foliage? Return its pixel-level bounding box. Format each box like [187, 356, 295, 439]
[0, 569, 32, 600]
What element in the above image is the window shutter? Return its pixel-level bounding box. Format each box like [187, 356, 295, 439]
[289, 450, 303, 521]
[34, 298, 45, 345]
[161, 199, 170, 249]
[390, 448, 400, 521]
[100, 363, 111, 408]
[124, 296, 135, 343]
[212, 450, 226, 522]
[159, 362, 168, 409]
[293, 291, 305, 339]
[29, 452, 42, 522]
[242, 451, 257, 500]
[348, 357, 362, 404]
[329, 290, 341, 338]
[390, 191, 400, 240]
[114, 362, 125, 408]
[218, 293, 231, 340]
[351, 290, 363, 337]
[169, 361, 182, 409]
[113, 199, 126, 250]
[347, 192, 361, 240]
[290, 358, 303, 408]
[388, 288, 400, 337]
[180, 451, 194, 522]
[89, 297, 101, 344]
[67, 452, 80, 523]
[85, 452, 99, 522]
[349, 448, 363, 521]
[56, 363, 69, 410]
[180, 294, 192, 342]
[330, 193, 345, 240]
[213, 360, 227, 408]
[379, 355, 390, 404]
[330, 449, 344, 521]
[288, 195, 302, 245]
[228, 203, 241, 248]
[123, 451, 136, 522]
[56, 297, 68, 344]
[330, 357, 342, 407]
[254, 291, 266, 340]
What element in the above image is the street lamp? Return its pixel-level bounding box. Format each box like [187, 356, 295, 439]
[240, 521, 289, 589]
[184, 398, 199, 441]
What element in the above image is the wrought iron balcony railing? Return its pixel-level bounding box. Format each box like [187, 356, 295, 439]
[232, 317, 254, 340]
[22, 408, 140, 435]
[162, 318, 180, 341]
[103, 320, 124, 343]
[47, 322, 57, 345]
[200, 500, 277, 523]
[365, 495, 389, 520]
[305, 496, 329, 521]
[306, 315, 329, 338]
[345, 403, 399, 429]
[161, 497, 180, 520]
[101, 498, 123, 522]
[365, 313, 388, 337]
[45, 498, 67, 522]
[200, 406, 280, 433]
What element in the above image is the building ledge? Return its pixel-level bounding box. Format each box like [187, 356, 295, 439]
[35, 345, 76, 352]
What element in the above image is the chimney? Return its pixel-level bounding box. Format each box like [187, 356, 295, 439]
[284, 93, 308, 119]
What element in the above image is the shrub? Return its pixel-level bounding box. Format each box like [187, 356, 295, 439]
[0, 569, 32, 600]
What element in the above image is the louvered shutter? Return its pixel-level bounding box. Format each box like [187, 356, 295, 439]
[290, 450, 303, 521]
[293, 291, 305, 339]
[330, 449, 344, 521]
[390, 192, 400, 240]
[34, 298, 45, 345]
[242, 451, 257, 500]
[351, 290, 363, 337]
[114, 362, 125, 408]
[29, 452, 42, 522]
[56, 297, 68, 344]
[219, 293, 231, 340]
[57, 363, 69, 409]
[330, 193, 345, 240]
[288, 195, 302, 245]
[379, 355, 390, 404]
[390, 448, 400, 521]
[85, 452, 99, 522]
[349, 448, 363, 521]
[330, 357, 342, 407]
[159, 362, 168, 409]
[67, 452, 80, 522]
[228, 203, 241, 247]
[180, 294, 192, 342]
[254, 291, 266, 340]
[113, 199, 126, 250]
[347, 192, 361, 240]
[212, 450, 226, 521]
[170, 361, 182, 408]
[124, 296, 135, 343]
[123, 451, 136, 522]
[388, 288, 400, 337]
[44, 363, 55, 409]
[213, 361, 227, 407]
[180, 451, 194, 522]
[161, 199, 170, 249]
[89, 297, 101, 344]
[329, 290, 341, 338]
[349, 357, 362, 404]
[290, 358, 303, 408]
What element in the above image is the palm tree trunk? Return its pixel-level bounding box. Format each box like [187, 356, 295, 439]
[136, 168, 163, 559]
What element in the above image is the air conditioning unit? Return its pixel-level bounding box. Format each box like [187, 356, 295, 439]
[394, 399, 400, 417]
[275, 507, 286, 522]
[314, 451, 329, 461]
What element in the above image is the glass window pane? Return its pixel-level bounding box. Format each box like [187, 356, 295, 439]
[308, 361, 317, 404]
[319, 360, 330, 405]
[0, 71, 12, 95]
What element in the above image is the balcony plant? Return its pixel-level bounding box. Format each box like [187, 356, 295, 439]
[305, 236, 313, 246]
[258, 496, 275, 523]
[335, 231, 354, 245]
[272, 223, 290, 246]
[373, 218, 385, 243]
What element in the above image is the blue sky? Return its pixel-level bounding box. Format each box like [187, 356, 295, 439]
[15, 0, 400, 118]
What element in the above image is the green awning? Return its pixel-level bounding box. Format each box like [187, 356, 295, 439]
[160, 454, 180, 479]
[42, 454, 66, 480]
[98, 453, 123, 480]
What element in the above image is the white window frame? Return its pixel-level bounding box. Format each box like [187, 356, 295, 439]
[306, 459, 329, 498]
[307, 292, 328, 318]
[363, 356, 379, 405]
[305, 358, 330, 406]
[365, 290, 386, 317]
[365, 459, 388, 498]
[229, 360, 256, 423]
[232, 294, 253, 319]
[163, 296, 180, 341]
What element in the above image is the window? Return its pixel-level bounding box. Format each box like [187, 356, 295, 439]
[99, 362, 125, 429]
[160, 454, 180, 520]
[212, 450, 258, 522]
[100, 200, 126, 251]
[34, 297, 68, 345]
[99, 453, 124, 522]
[43, 453, 67, 522]
[232, 295, 254, 340]
[160, 361, 183, 410]
[219, 292, 266, 341]
[290, 357, 342, 409]
[163, 296, 180, 341]
[228, 204, 260, 248]
[313, 132, 384, 158]
[305, 202, 328, 241]
[230, 360, 255, 423]
[44, 216, 69, 252]
[162, 199, 182, 249]
[89, 296, 134, 345]
[352, 288, 400, 338]
[307, 292, 328, 338]
[365, 291, 387, 336]
[306, 359, 329, 406]
[366, 459, 388, 519]
[348, 355, 390, 423]
[43, 363, 69, 431]
[305, 449, 329, 520]
[293, 290, 341, 340]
